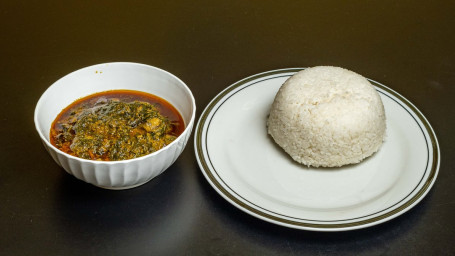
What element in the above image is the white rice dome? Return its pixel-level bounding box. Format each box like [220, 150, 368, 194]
[267, 66, 386, 167]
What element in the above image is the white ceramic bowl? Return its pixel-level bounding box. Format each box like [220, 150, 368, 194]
[34, 62, 196, 189]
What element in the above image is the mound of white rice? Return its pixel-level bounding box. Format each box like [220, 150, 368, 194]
[267, 66, 386, 167]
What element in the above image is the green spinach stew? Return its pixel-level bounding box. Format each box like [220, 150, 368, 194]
[50, 90, 184, 161]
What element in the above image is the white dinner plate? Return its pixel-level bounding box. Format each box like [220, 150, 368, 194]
[194, 68, 440, 231]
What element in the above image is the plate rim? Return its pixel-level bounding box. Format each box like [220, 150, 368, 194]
[194, 68, 440, 231]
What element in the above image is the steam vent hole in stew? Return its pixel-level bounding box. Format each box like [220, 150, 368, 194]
[50, 90, 185, 161]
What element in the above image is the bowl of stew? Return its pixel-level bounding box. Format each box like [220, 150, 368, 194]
[34, 62, 196, 189]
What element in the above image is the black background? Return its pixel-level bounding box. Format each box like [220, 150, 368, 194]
[1, 1, 454, 255]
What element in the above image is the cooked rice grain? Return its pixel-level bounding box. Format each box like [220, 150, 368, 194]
[267, 66, 386, 167]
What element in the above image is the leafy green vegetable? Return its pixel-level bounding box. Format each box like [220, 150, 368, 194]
[52, 99, 177, 161]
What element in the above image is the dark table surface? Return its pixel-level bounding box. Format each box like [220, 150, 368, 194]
[1, 1, 454, 255]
